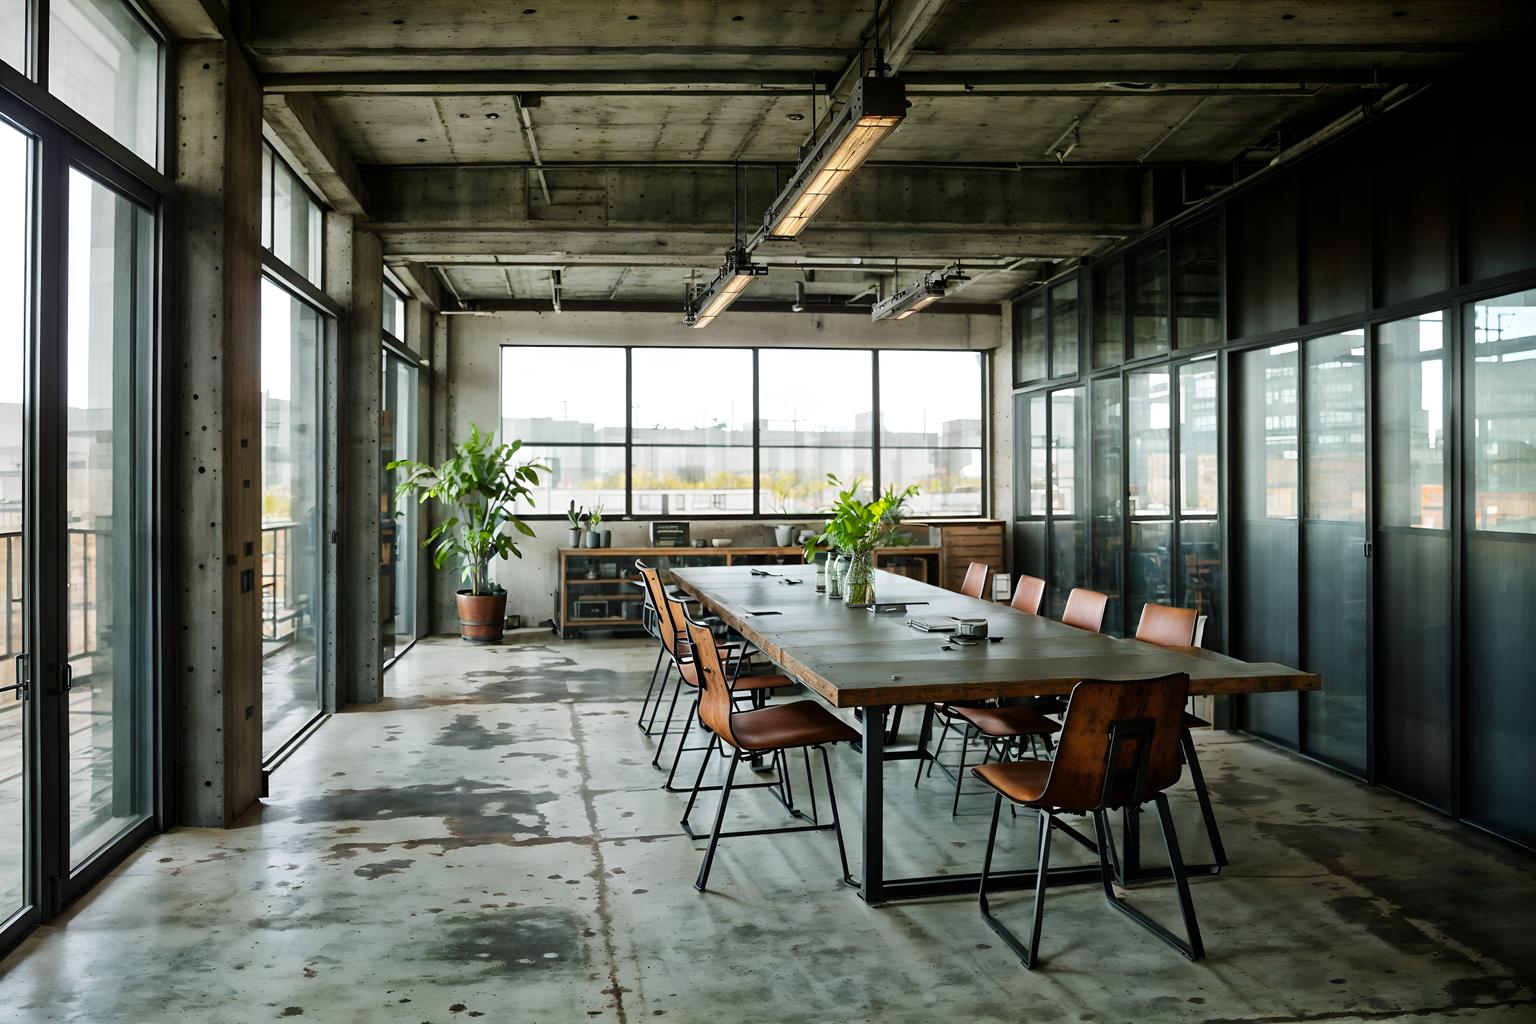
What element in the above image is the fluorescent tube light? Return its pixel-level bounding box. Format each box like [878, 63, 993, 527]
[871, 262, 970, 321]
[761, 76, 907, 239]
[685, 248, 768, 328]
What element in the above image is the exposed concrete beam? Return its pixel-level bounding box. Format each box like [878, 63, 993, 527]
[143, 0, 230, 40]
[261, 67, 1417, 95]
[458, 297, 997, 317]
[389, 260, 445, 311]
[364, 163, 1150, 262]
[263, 93, 370, 217]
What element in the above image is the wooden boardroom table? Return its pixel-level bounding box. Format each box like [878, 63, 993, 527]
[671, 563, 1320, 905]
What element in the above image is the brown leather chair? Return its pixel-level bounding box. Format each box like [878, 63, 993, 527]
[637, 562, 794, 789]
[1010, 574, 1046, 615]
[972, 673, 1205, 968]
[1134, 603, 1228, 867]
[939, 703, 1060, 815]
[1061, 587, 1109, 633]
[677, 607, 859, 893]
[960, 561, 990, 599]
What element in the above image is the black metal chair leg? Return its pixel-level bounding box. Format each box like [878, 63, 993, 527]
[694, 750, 743, 892]
[1092, 798, 1205, 962]
[1180, 727, 1228, 867]
[651, 673, 686, 768]
[978, 799, 1052, 969]
[818, 745, 855, 887]
[679, 732, 719, 827]
[802, 747, 819, 824]
[644, 661, 674, 735]
[662, 696, 698, 789]
[1155, 792, 1205, 960]
[923, 710, 951, 782]
[637, 645, 666, 730]
[951, 725, 972, 816]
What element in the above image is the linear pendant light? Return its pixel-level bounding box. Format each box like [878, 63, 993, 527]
[685, 247, 768, 328]
[761, 76, 907, 239]
[871, 262, 969, 321]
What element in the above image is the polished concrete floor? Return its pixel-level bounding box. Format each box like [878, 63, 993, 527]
[0, 634, 1532, 1023]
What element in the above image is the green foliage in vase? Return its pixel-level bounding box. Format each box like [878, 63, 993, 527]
[802, 474, 920, 563]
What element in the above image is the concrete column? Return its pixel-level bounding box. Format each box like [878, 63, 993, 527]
[326, 222, 384, 703]
[171, 40, 264, 826]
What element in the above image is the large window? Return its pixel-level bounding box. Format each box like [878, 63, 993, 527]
[1378, 312, 1446, 529]
[382, 353, 419, 663]
[500, 345, 985, 518]
[49, 0, 161, 165]
[1470, 288, 1536, 534]
[261, 144, 324, 287]
[879, 350, 983, 516]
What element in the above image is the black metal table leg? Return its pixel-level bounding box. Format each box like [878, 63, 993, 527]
[860, 707, 885, 904]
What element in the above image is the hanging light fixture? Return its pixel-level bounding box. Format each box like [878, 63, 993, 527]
[871, 262, 969, 321]
[685, 247, 768, 328]
[760, 75, 907, 239]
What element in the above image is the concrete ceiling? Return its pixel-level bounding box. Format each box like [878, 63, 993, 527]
[230, 0, 1536, 311]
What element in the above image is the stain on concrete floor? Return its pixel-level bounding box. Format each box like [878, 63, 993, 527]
[0, 632, 1531, 1024]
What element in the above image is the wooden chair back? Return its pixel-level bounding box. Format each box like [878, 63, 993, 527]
[1010, 574, 1046, 615]
[636, 561, 684, 660]
[681, 606, 738, 748]
[960, 561, 990, 599]
[1061, 588, 1109, 633]
[1136, 603, 1199, 648]
[1041, 674, 1189, 813]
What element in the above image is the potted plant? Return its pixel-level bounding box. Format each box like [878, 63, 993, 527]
[768, 478, 800, 548]
[389, 423, 546, 644]
[803, 474, 919, 606]
[565, 501, 586, 548]
[584, 503, 604, 548]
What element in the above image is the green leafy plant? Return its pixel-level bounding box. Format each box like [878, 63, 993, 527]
[588, 502, 604, 530]
[388, 423, 547, 596]
[803, 474, 920, 563]
[565, 500, 586, 530]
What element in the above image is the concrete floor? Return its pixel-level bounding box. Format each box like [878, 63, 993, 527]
[0, 634, 1532, 1024]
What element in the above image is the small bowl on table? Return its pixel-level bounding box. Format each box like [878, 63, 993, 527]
[710, 538, 733, 548]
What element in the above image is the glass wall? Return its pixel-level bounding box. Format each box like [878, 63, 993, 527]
[1377, 312, 1446, 528]
[502, 345, 984, 518]
[1129, 240, 1170, 358]
[1302, 330, 1368, 771]
[1013, 293, 1047, 384]
[1089, 377, 1122, 633]
[1047, 387, 1084, 617]
[1174, 217, 1222, 349]
[65, 168, 154, 867]
[1093, 261, 1124, 369]
[259, 280, 325, 758]
[1470, 288, 1536, 533]
[1050, 279, 1078, 379]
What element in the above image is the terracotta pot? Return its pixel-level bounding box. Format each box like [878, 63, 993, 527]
[456, 590, 507, 644]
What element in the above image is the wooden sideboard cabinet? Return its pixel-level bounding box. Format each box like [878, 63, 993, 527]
[556, 545, 941, 637]
[906, 519, 1007, 595]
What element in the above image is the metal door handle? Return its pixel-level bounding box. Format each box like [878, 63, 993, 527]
[61, 662, 72, 693]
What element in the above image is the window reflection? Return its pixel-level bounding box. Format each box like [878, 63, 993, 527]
[1050, 278, 1079, 378]
[1179, 359, 1219, 515]
[1471, 289, 1536, 534]
[1048, 387, 1085, 617]
[1093, 261, 1124, 368]
[50, 0, 160, 165]
[1175, 217, 1221, 348]
[1014, 295, 1047, 383]
[1130, 241, 1170, 357]
[1305, 330, 1367, 522]
[1090, 378, 1123, 634]
[1378, 312, 1446, 528]
[1128, 369, 1171, 517]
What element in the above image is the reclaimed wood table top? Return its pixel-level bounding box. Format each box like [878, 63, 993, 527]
[671, 564, 1320, 709]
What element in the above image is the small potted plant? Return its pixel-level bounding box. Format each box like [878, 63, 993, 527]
[768, 478, 799, 548]
[565, 501, 586, 548]
[389, 423, 545, 644]
[803, 474, 919, 606]
[584, 503, 603, 548]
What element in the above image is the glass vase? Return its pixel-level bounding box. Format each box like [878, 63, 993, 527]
[826, 553, 844, 599]
[844, 549, 875, 605]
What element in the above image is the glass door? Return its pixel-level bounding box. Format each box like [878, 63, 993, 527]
[381, 353, 419, 665]
[0, 117, 31, 934]
[62, 166, 154, 870]
[259, 279, 325, 758]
